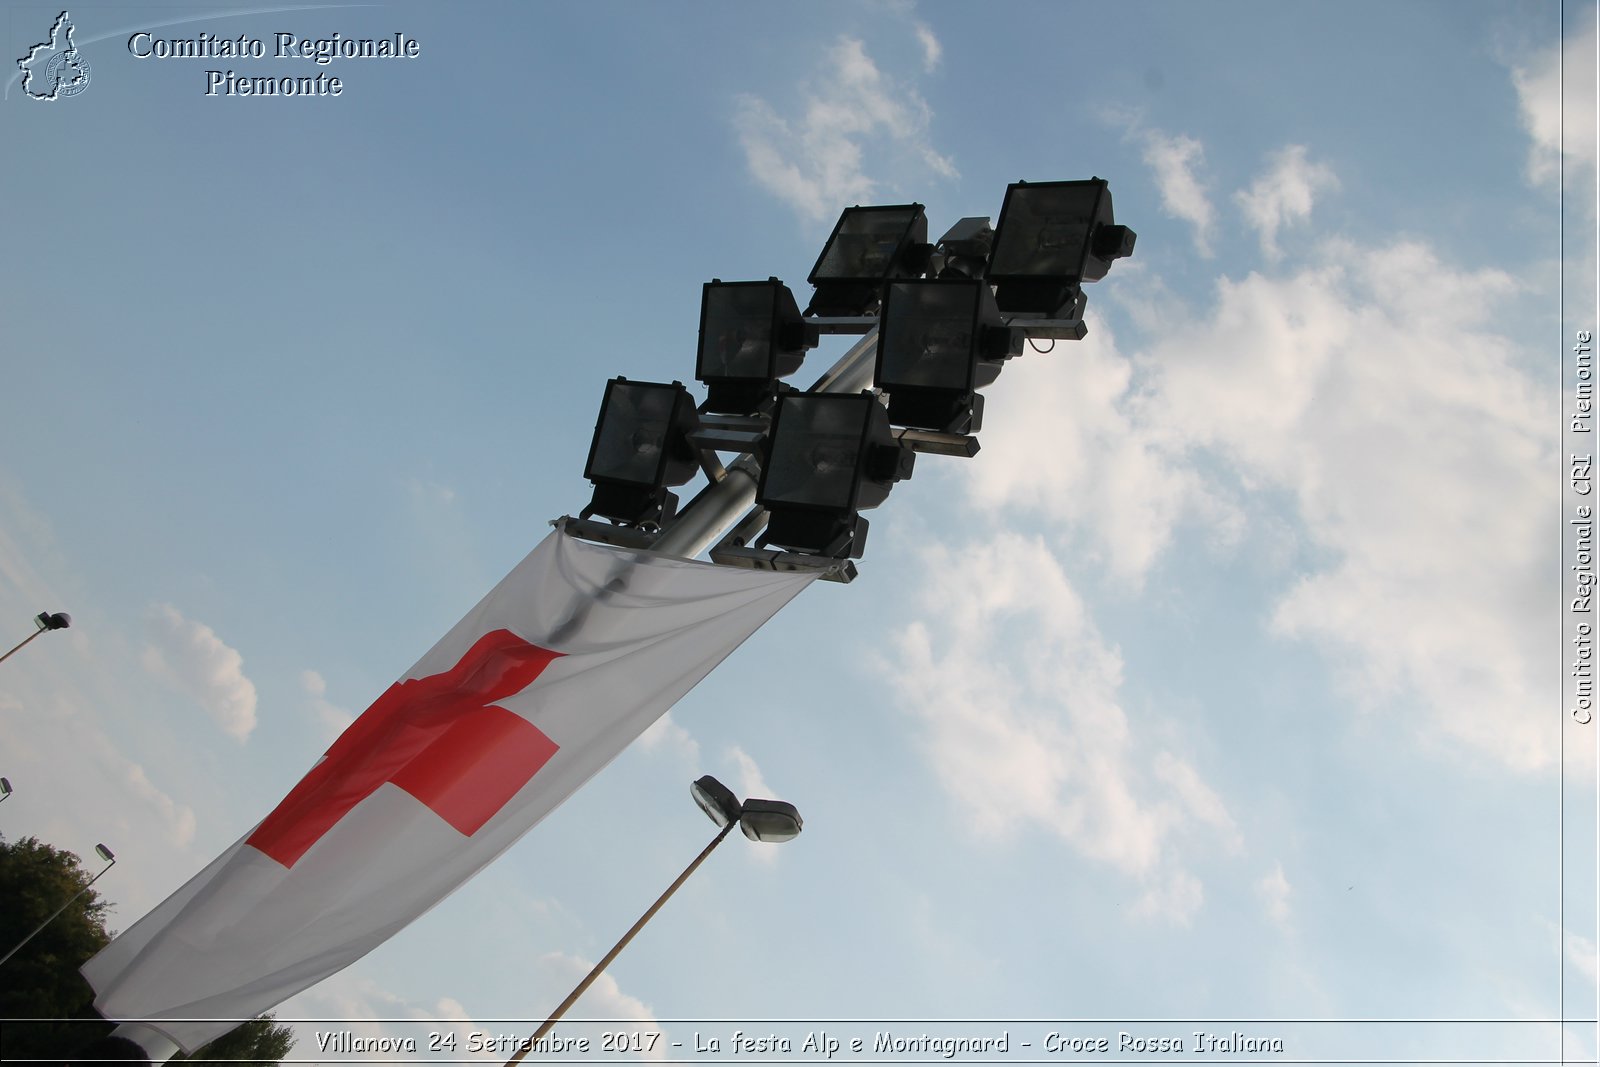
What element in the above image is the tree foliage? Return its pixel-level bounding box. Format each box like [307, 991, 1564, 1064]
[0, 834, 294, 1064]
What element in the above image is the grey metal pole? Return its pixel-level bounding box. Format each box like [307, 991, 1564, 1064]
[503, 820, 737, 1066]
[652, 328, 880, 560]
[0, 856, 116, 969]
[0, 629, 44, 668]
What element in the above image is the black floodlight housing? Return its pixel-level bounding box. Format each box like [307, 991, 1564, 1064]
[986, 178, 1136, 316]
[582, 378, 701, 526]
[875, 278, 1019, 433]
[738, 798, 803, 843]
[757, 392, 914, 559]
[805, 204, 930, 317]
[696, 278, 819, 414]
[691, 775, 743, 828]
[34, 611, 70, 631]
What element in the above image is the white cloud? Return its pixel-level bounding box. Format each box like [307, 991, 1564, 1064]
[2, 688, 199, 853]
[734, 35, 956, 222]
[1568, 930, 1599, 985]
[914, 22, 942, 72]
[722, 745, 783, 864]
[637, 711, 700, 765]
[536, 952, 667, 1061]
[725, 744, 773, 802]
[405, 477, 456, 505]
[1153, 751, 1242, 852]
[113, 748, 198, 849]
[1142, 131, 1216, 256]
[882, 533, 1239, 924]
[301, 669, 355, 745]
[1257, 862, 1292, 926]
[959, 317, 1236, 586]
[284, 974, 484, 1062]
[1510, 11, 1598, 190]
[1235, 145, 1338, 261]
[1138, 237, 1558, 773]
[142, 604, 258, 741]
[959, 201, 1562, 778]
[1132, 869, 1204, 924]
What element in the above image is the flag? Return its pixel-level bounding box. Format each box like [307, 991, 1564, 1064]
[82, 529, 817, 1053]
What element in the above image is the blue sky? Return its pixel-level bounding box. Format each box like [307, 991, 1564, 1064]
[1, 1, 1595, 1062]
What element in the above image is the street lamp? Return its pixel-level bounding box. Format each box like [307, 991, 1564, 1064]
[0, 843, 115, 969]
[0, 611, 71, 668]
[0, 777, 12, 803]
[504, 775, 802, 1066]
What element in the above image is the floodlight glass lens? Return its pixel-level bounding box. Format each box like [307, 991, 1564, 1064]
[763, 396, 868, 510]
[880, 283, 979, 390]
[589, 384, 676, 485]
[990, 184, 1101, 278]
[814, 208, 918, 281]
[699, 286, 777, 380]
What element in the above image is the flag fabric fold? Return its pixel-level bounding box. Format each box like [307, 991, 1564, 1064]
[82, 529, 817, 1053]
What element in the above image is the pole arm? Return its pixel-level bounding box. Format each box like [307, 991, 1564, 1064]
[504, 820, 736, 1066]
[0, 629, 43, 668]
[0, 859, 115, 969]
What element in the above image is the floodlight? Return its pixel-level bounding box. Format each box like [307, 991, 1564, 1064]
[582, 378, 701, 526]
[94, 843, 115, 863]
[696, 279, 819, 414]
[805, 204, 930, 317]
[738, 798, 803, 843]
[986, 178, 1136, 315]
[757, 392, 914, 558]
[691, 775, 742, 828]
[35, 611, 70, 632]
[874, 278, 1018, 433]
[0, 777, 12, 799]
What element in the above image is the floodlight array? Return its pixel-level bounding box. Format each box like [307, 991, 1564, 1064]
[570, 179, 1135, 570]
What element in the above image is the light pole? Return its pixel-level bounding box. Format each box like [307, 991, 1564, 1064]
[0, 611, 71, 668]
[503, 776, 802, 1066]
[0, 843, 115, 968]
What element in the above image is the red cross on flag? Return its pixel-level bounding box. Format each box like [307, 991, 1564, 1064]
[81, 529, 817, 1054]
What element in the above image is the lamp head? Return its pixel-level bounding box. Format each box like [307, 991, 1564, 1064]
[738, 798, 803, 843]
[691, 775, 743, 828]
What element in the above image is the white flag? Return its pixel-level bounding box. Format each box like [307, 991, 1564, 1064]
[83, 530, 817, 1052]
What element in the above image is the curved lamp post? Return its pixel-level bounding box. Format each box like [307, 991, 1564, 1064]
[504, 775, 801, 1066]
[0, 611, 71, 669]
[0, 843, 115, 968]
